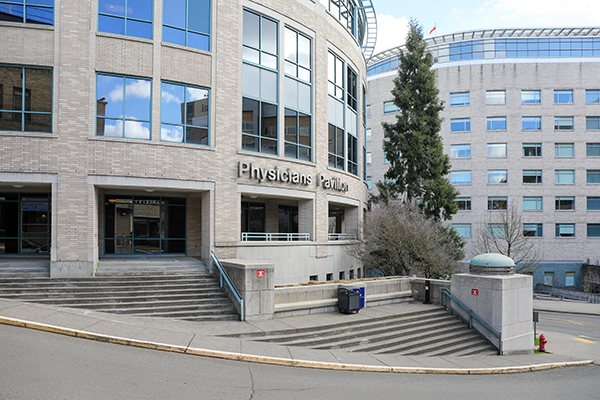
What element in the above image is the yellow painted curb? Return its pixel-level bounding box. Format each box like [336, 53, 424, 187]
[0, 316, 594, 374]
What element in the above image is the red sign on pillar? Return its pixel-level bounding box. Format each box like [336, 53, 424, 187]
[257, 270, 265, 278]
[471, 289, 479, 296]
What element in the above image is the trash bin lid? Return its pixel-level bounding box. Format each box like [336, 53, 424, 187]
[339, 285, 358, 290]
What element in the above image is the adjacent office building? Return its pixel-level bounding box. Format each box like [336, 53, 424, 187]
[0, 0, 376, 284]
[367, 27, 600, 289]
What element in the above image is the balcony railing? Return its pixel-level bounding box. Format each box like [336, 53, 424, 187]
[241, 232, 311, 241]
[328, 233, 357, 241]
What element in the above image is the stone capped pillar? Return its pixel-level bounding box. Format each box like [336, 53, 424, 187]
[451, 253, 533, 355]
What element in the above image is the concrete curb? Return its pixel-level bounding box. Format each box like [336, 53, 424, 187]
[1, 315, 594, 374]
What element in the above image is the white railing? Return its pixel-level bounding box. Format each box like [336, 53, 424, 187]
[241, 233, 311, 241]
[328, 233, 357, 241]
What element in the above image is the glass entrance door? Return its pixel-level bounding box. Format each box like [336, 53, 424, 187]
[104, 196, 186, 254]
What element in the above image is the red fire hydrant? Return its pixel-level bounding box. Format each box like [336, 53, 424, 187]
[538, 334, 547, 352]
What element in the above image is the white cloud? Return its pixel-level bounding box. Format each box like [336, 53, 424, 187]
[161, 125, 183, 142]
[373, 14, 410, 54]
[161, 90, 181, 104]
[108, 84, 124, 103]
[187, 87, 208, 102]
[474, 0, 600, 28]
[126, 80, 151, 99]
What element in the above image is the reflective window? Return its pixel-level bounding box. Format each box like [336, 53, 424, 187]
[487, 143, 507, 157]
[98, 0, 153, 39]
[554, 90, 573, 104]
[487, 117, 506, 130]
[523, 197, 543, 211]
[523, 223, 543, 237]
[328, 124, 344, 169]
[0, 65, 52, 133]
[554, 116, 574, 130]
[365, 104, 371, 118]
[588, 170, 600, 184]
[163, 0, 211, 51]
[586, 116, 600, 130]
[96, 74, 151, 139]
[366, 128, 371, 142]
[588, 197, 600, 210]
[346, 66, 358, 175]
[554, 143, 574, 157]
[488, 223, 506, 237]
[589, 224, 600, 238]
[366, 176, 372, 189]
[587, 143, 600, 157]
[523, 143, 542, 157]
[523, 170, 542, 184]
[450, 144, 471, 158]
[455, 197, 471, 211]
[450, 92, 470, 106]
[327, 51, 349, 171]
[242, 10, 278, 155]
[284, 27, 312, 162]
[555, 196, 575, 210]
[555, 170, 575, 184]
[452, 224, 471, 238]
[450, 118, 470, 132]
[383, 101, 400, 114]
[487, 170, 507, 184]
[450, 170, 471, 185]
[555, 223, 575, 237]
[522, 90, 541, 104]
[522, 116, 541, 130]
[488, 196, 507, 210]
[586, 90, 600, 104]
[0, 0, 54, 25]
[160, 81, 209, 145]
[486, 90, 506, 104]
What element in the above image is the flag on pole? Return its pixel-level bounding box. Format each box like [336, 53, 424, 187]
[429, 24, 436, 35]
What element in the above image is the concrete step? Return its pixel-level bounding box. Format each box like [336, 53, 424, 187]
[261, 312, 455, 348]
[230, 306, 498, 357]
[0, 257, 239, 322]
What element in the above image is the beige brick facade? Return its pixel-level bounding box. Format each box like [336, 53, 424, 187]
[0, 0, 371, 284]
[366, 30, 600, 266]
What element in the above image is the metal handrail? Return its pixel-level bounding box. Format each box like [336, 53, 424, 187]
[328, 233, 357, 241]
[441, 288, 502, 351]
[241, 232, 310, 241]
[211, 251, 244, 321]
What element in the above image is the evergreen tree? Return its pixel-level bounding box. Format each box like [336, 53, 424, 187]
[374, 19, 458, 221]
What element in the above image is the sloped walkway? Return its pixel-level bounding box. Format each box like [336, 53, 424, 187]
[0, 298, 596, 374]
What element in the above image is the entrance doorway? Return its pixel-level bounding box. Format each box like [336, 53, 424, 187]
[104, 195, 186, 254]
[0, 193, 51, 254]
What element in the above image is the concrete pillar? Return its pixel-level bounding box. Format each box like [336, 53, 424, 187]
[219, 259, 275, 321]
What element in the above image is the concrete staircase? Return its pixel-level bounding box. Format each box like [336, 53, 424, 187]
[227, 307, 498, 356]
[0, 257, 240, 322]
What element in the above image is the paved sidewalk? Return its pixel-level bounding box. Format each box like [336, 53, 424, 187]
[1, 297, 597, 374]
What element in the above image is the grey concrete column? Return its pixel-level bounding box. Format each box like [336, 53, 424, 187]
[219, 259, 275, 321]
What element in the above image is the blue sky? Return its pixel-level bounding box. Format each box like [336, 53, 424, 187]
[372, 0, 600, 54]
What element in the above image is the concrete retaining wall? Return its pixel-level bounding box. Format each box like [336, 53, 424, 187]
[536, 284, 600, 304]
[410, 278, 451, 305]
[274, 277, 413, 318]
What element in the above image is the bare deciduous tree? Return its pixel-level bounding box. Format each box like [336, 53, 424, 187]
[582, 264, 600, 293]
[349, 201, 464, 279]
[473, 204, 542, 272]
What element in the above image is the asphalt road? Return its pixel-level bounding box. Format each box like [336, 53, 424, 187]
[1, 324, 600, 400]
[536, 311, 600, 342]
